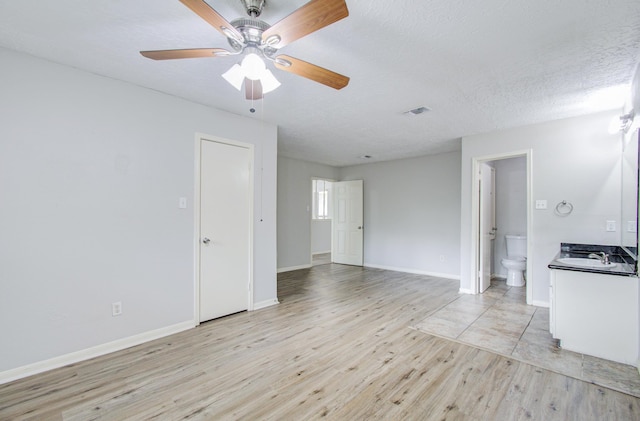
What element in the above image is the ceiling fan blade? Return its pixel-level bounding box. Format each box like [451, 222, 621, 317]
[179, 0, 244, 43]
[274, 55, 349, 90]
[140, 48, 231, 60]
[262, 0, 348, 48]
[245, 78, 264, 100]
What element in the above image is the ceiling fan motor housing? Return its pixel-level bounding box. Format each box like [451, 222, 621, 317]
[229, 17, 276, 57]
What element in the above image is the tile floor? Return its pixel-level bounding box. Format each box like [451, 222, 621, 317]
[412, 278, 640, 397]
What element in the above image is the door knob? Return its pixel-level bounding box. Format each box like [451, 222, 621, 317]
[202, 237, 210, 244]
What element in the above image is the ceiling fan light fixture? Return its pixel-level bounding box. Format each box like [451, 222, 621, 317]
[261, 69, 281, 93]
[222, 53, 280, 95]
[222, 64, 245, 90]
[241, 53, 266, 80]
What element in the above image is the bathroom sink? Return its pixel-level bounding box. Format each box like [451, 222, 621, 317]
[555, 257, 618, 269]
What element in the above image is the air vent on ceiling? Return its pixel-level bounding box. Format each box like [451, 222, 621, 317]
[403, 106, 431, 116]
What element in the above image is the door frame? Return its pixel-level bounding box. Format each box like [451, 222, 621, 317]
[470, 149, 532, 304]
[194, 133, 255, 325]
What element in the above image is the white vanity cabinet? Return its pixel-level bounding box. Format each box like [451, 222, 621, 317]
[550, 269, 639, 365]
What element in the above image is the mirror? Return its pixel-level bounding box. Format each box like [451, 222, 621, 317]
[621, 127, 638, 259]
[621, 61, 639, 264]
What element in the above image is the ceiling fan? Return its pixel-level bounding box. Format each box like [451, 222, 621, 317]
[140, 0, 350, 100]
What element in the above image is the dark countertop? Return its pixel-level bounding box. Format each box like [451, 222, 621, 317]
[548, 243, 637, 277]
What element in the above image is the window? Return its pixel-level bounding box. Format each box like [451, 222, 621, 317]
[312, 179, 332, 220]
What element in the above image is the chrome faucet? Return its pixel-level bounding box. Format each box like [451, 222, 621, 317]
[588, 252, 610, 265]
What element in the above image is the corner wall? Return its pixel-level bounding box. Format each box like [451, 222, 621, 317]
[0, 48, 278, 379]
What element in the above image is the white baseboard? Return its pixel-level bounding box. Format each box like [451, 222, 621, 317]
[458, 288, 475, 294]
[253, 298, 279, 310]
[364, 263, 460, 281]
[0, 320, 195, 385]
[531, 300, 550, 308]
[277, 264, 312, 273]
[312, 251, 331, 255]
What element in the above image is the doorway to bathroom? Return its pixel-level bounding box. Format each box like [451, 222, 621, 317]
[472, 150, 532, 304]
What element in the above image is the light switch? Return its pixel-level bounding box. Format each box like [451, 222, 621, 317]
[179, 197, 187, 209]
[606, 220, 616, 232]
[535, 200, 547, 210]
[627, 221, 637, 233]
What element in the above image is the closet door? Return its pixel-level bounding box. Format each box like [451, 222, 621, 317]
[199, 138, 252, 322]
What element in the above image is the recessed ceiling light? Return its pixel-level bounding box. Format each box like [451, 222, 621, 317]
[403, 106, 431, 116]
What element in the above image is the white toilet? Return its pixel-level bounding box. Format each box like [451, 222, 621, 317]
[501, 234, 527, 287]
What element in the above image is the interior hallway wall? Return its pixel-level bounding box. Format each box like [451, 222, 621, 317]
[0, 47, 278, 379]
[339, 151, 461, 279]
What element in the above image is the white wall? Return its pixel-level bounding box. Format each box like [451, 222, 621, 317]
[277, 157, 339, 271]
[0, 48, 277, 378]
[493, 157, 527, 277]
[311, 220, 332, 254]
[460, 110, 622, 305]
[340, 152, 461, 278]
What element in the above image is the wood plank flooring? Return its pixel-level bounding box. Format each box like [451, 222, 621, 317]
[1, 264, 639, 420]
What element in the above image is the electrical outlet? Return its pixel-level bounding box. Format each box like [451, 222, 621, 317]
[628, 221, 637, 233]
[439, 255, 445, 262]
[112, 301, 122, 316]
[606, 220, 616, 232]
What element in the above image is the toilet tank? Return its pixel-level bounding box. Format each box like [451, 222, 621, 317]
[505, 234, 527, 258]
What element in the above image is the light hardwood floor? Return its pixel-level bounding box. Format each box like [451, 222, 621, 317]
[1, 264, 639, 420]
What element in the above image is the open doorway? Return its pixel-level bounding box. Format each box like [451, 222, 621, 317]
[472, 150, 533, 304]
[310, 178, 364, 267]
[311, 178, 333, 266]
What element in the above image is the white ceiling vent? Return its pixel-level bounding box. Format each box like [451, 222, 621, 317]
[403, 106, 431, 116]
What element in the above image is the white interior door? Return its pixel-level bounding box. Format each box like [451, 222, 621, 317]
[332, 180, 363, 266]
[199, 138, 252, 322]
[478, 163, 495, 293]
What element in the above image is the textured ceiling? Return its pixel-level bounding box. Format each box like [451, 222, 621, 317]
[1, 0, 639, 166]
